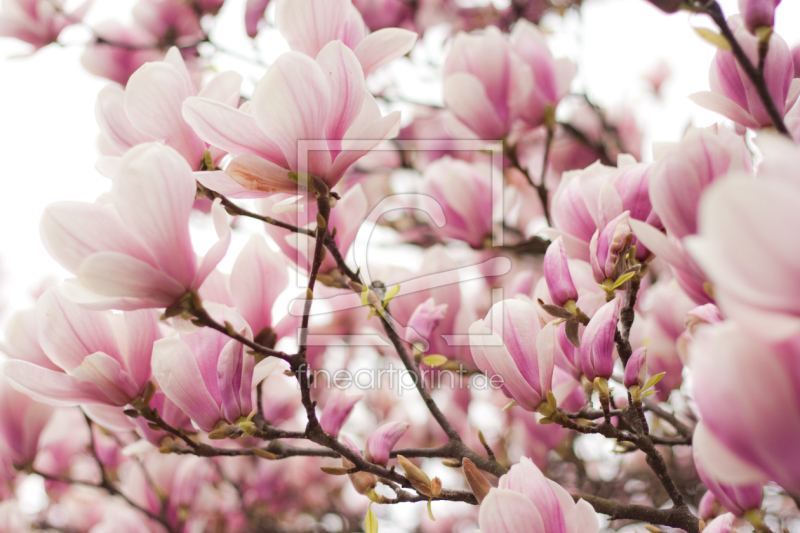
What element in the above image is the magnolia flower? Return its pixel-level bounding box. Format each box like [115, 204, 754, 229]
[0, 0, 91, 51]
[624, 347, 647, 389]
[589, 211, 632, 284]
[469, 299, 553, 411]
[479, 457, 599, 533]
[351, 0, 414, 31]
[245, 0, 271, 38]
[738, 0, 781, 33]
[0, 308, 60, 371]
[690, 16, 797, 129]
[405, 298, 448, 350]
[40, 143, 231, 310]
[318, 389, 362, 438]
[580, 299, 620, 382]
[365, 421, 409, 466]
[3, 287, 158, 406]
[691, 323, 800, 494]
[95, 47, 242, 169]
[152, 304, 280, 432]
[183, 42, 401, 198]
[694, 446, 763, 517]
[0, 377, 53, 466]
[275, 0, 417, 75]
[443, 26, 532, 139]
[543, 237, 578, 308]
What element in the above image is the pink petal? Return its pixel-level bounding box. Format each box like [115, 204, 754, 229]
[252, 357, 280, 390]
[124, 57, 206, 167]
[36, 288, 123, 373]
[123, 310, 159, 391]
[499, 457, 568, 533]
[251, 51, 332, 177]
[327, 111, 401, 184]
[151, 337, 221, 432]
[574, 499, 600, 533]
[182, 97, 288, 166]
[40, 201, 157, 275]
[688, 92, 760, 129]
[316, 41, 365, 156]
[223, 154, 297, 195]
[193, 199, 232, 290]
[443, 73, 506, 140]
[245, 0, 270, 38]
[479, 489, 547, 533]
[197, 71, 243, 107]
[216, 337, 246, 423]
[352, 28, 417, 75]
[110, 143, 197, 288]
[693, 422, 768, 486]
[1, 309, 60, 371]
[95, 85, 152, 155]
[71, 352, 140, 406]
[230, 235, 289, 333]
[3, 360, 110, 406]
[275, 0, 350, 58]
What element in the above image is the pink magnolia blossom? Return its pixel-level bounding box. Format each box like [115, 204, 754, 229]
[365, 421, 409, 465]
[95, 47, 242, 169]
[543, 237, 578, 308]
[694, 446, 763, 517]
[245, 0, 271, 38]
[421, 157, 495, 247]
[738, 0, 781, 33]
[0, 0, 91, 51]
[589, 211, 632, 284]
[469, 299, 553, 411]
[40, 143, 231, 311]
[443, 26, 532, 139]
[691, 322, 800, 494]
[509, 21, 575, 128]
[478, 457, 599, 533]
[184, 42, 400, 198]
[3, 287, 158, 406]
[580, 299, 620, 382]
[624, 347, 647, 389]
[351, 0, 414, 31]
[405, 297, 448, 350]
[319, 389, 362, 438]
[0, 308, 60, 371]
[275, 0, 417, 75]
[0, 377, 53, 466]
[152, 304, 281, 432]
[690, 16, 797, 129]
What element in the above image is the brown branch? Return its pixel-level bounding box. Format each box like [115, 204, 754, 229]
[571, 493, 700, 533]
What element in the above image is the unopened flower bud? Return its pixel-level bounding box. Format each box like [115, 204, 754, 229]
[590, 212, 633, 284]
[580, 299, 621, 382]
[544, 237, 579, 307]
[462, 458, 491, 503]
[405, 298, 448, 350]
[397, 455, 433, 496]
[341, 436, 378, 495]
[624, 347, 648, 390]
[319, 389, 362, 438]
[365, 421, 410, 466]
[738, 0, 780, 34]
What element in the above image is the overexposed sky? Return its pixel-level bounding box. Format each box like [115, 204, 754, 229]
[0, 0, 799, 335]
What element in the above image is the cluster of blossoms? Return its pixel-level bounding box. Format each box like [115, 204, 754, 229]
[0, 0, 799, 532]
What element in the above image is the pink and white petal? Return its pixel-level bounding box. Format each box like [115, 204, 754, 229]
[71, 352, 140, 406]
[194, 170, 264, 200]
[3, 360, 110, 406]
[479, 489, 547, 533]
[197, 268, 234, 307]
[82, 403, 137, 432]
[252, 357, 281, 390]
[574, 499, 600, 533]
[216, 337, 245, 423]
[628, 219, 692, 272]
[223, 154, 297, 195]
[57, 278, 166, 312]
[443, 73, 506, 140]
[1, 309, 59, 371]
[245, 0, 270, 38]
[693, 422, 768, 486]
[198, 71, 243, 107]
[95, 156, 123, 179]
[95, 85, 152, 154]
[110, 143, 197, 286]
[162, 47, 197, 97]
[327, 112, 401, 184]
[352, 28, 417, 75]
[251, 52, 332, 177]
[275, 0, 350, 58]
[40, 201, 156, 275]
[230, 235, 289, 333]
[193, 199, 232, 290]
[688, 92, 760, 129]
[151, 337, 221, 432]
[327, 184, 368, 256]
[123, 310, 159, 390]
[182, 97, 287, 166]
[499, 457, 569, 533]
[537, 229, 590, 262]
[36, 287, 123, 373]
[124, 61, 206, 165]
[78, 251, 187, 307]
[316, 41, 365, 148]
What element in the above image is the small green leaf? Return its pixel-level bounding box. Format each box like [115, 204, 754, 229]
[422, 355, 447, 367]
[611, 270, 637, 290]
[427, 498, 436, 521]
[694, 27, 731, 51]
[382, 284, 401, 308]
[364, 503, 379, 533]
[643, 372, 666, 391]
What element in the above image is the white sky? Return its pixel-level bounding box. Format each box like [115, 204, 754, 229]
[1, 0, 799, 334]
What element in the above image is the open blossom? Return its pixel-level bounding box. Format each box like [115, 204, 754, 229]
[0, 0, 91, 51]
[40, 143, 231, 311]
[443, 26, 532, 139]
[95, 47, 242, 169]
[691, 322, 800, 494]
[421, 157, 495, 247]
[275, 0, 417, 75]
[479, 457, 599, 533]
[690, 16, 797, 129]
[3, 287, 158, 406]
[152, 304, 280, 432]
[469, 299, 553, 411]
[0, 377, 53, 466]
[184, 42, 400, 198]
